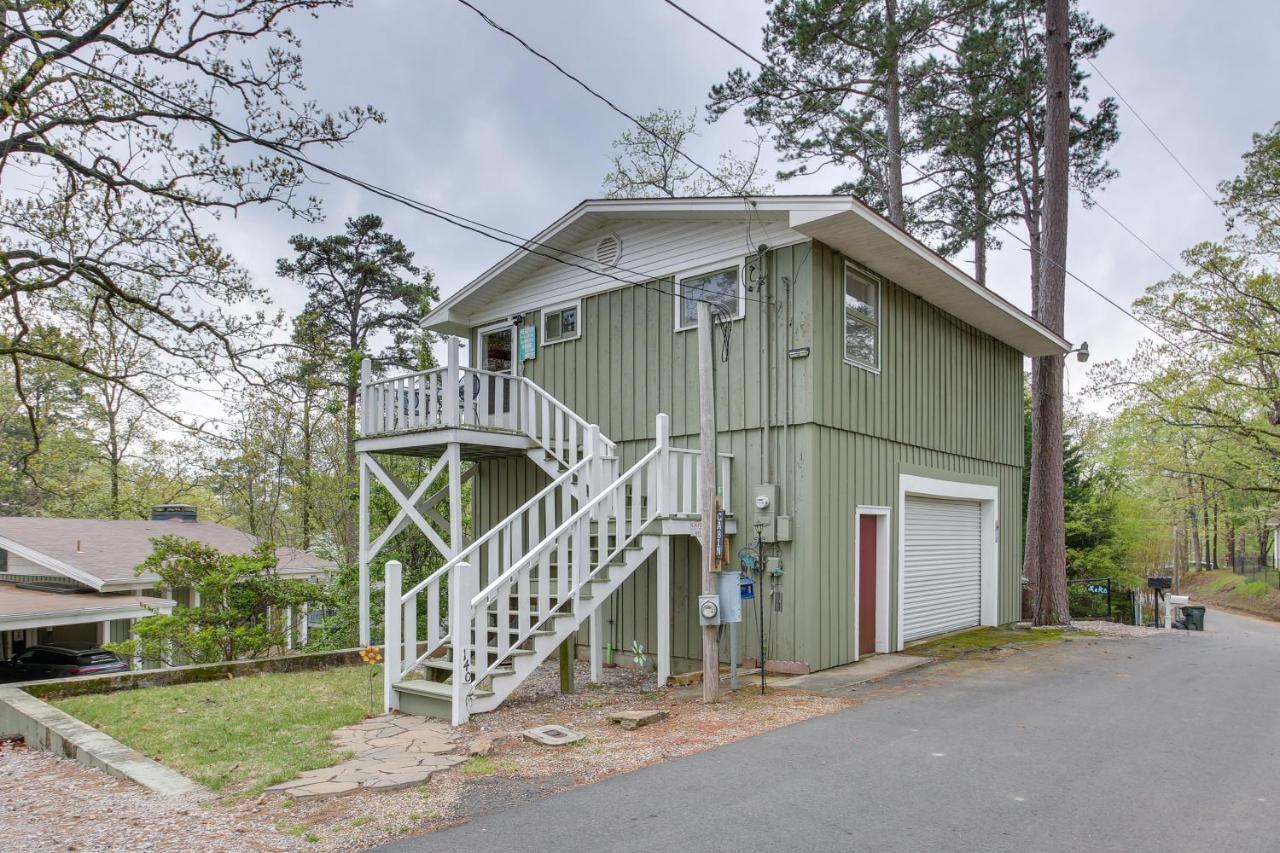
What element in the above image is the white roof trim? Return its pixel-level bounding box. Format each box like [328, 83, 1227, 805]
[426, 196, 1067, 356]
[0, 598, 175, 632]
[0, 533, 105, 591]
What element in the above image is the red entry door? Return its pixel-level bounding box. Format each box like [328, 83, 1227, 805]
[858, 515, 877, 656]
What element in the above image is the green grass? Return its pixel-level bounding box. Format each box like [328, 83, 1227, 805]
[1238, 580, 1271, 598]
[54, 665, 376, 795]
[907, 626, 1065, 660]
[1207, 574, 1243, 593]
[458, 755, 516, 776]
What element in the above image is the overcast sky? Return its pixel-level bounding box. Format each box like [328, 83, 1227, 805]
[213, 0, 1280, 401]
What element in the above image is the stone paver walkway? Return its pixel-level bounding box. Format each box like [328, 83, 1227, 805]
[266, 714, 465, 799]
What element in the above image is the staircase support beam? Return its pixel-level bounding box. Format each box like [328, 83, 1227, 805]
[657, 534, 671, 687]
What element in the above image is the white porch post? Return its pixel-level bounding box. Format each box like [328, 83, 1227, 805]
[445, 337, 461, 427]
[299, 604, 309, 647]
[448, 444, 464, 555]
[588, 613, 603, 684]
[97, 620, 110, 647]
[657, 534, 672, 687]
[383, 560, 402, 712]
[285, 605, 294, 651]
[358, 454, 371, 647]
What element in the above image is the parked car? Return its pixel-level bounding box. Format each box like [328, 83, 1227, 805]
[0, 643, 128, 680]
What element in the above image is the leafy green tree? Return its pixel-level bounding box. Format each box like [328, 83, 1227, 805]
[276, 215, 439, 475]
[0, 1, 379, 467]
[707, 0, 951, 229]
[107, 537, 331, 666]
[602, 107, 772, 197]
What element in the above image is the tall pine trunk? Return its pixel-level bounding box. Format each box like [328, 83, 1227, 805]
[1024, 0, 1070, 627]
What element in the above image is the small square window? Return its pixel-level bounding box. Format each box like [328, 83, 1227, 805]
[677, 266, 741, 330]
[542, 301, 581, 344]
[844, 265, 880, 371]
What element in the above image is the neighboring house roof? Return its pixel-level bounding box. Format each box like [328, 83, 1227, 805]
[424, 195, 1070, 357]
[0, 517, 337, 592]
[0, 585, 175, 632]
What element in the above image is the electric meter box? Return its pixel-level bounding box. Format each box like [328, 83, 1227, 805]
[752, 483, 779, 542]
[717, 570, 744, 624]
[698, 594, 721, 627]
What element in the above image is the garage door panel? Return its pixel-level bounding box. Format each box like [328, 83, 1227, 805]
[902, 496, 982, 643]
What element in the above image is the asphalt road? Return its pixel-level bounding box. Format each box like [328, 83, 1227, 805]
[384, 609, 1280, 852]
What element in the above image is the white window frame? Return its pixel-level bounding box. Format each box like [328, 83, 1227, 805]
[541, 299, 582, 345]
[674, 261, 746, 332]
[843, 262, 881, 373]
[476, 320, 519, 377]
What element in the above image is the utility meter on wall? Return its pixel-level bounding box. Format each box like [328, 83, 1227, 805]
[698, 593, 721, 626]
[754, 493, 771, 511]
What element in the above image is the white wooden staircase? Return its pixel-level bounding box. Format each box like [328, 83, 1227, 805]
[379, 412, 708, 725]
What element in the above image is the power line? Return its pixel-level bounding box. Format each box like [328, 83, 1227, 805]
[657, 0, 1191, 354]
[450, 0, 752, 203]
[1084, 58, 1221, 212]
[450, 0, 773, 262]
[0, 23, 774, 313]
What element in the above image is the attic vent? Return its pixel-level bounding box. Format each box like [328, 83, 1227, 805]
[594, 233, 622, 268]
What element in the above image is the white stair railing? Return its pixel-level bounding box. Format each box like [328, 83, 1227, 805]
[460, 415, 672, 703]
[390, 439, 601, 682]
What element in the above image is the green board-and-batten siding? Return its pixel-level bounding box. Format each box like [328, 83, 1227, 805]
[469, 236, 1025, 672]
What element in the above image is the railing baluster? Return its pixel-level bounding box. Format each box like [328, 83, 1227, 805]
[427, 580, 440, 649]
[403, 593, 417, 673]
[631, 476, 642, 535]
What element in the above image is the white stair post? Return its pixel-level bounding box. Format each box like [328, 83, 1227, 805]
[383, 560, 402, 713]
[655, 413, 672, 516]
[449, 561, 475, 726]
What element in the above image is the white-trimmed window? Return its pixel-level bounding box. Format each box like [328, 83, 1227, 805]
[844, 264, 880, 371]
[542, 300, 581, 344]
[676, 265, 743, 331]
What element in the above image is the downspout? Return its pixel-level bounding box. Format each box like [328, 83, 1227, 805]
[783, 270, 793, 516]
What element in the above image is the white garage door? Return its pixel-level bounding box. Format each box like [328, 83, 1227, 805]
[902, 496, 983, 643]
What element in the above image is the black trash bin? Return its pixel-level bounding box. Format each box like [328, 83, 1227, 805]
[1182, 605, 1205, 631]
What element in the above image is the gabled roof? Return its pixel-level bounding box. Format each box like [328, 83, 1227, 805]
[425, 195, 1069, 357]
[0, 517, 336, 592]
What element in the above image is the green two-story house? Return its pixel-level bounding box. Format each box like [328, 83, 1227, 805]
[356, 195, 1067, 723]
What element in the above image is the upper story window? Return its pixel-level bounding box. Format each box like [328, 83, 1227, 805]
[543, 300, 581, 344]
[676, 265, 742, 331]
[844, 264, 880, 372]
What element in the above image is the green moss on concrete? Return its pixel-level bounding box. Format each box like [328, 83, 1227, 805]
[907, 626, 1065, 660]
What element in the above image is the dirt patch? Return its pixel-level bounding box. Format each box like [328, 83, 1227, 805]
[0, 740, 297, 852]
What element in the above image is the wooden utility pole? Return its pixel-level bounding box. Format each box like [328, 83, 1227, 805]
[697, 300, 721, 702]
[1025, 0, 1071, 626]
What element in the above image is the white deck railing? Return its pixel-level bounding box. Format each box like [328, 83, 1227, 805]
[360, 338, 615, 467]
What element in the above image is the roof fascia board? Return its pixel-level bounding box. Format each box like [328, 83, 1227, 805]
[0, 534, 105, 591]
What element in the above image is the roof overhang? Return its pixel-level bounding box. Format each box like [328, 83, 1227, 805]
[788, 206, 1069, 356]
[425, 195, 1068, 357]
[0, 590, 175, 632]
[0, 533, 105, 590]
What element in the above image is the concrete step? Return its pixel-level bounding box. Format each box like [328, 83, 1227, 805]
[393, 678, 492, 720]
